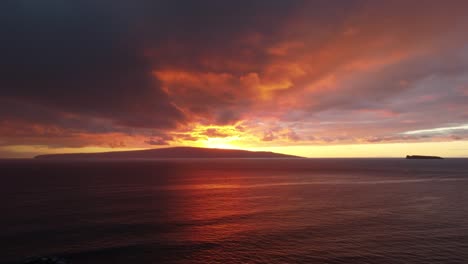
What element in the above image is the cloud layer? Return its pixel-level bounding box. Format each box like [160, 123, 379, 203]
[1, 1, 468, 156]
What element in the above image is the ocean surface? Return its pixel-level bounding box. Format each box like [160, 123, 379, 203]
[1, 158, 468, 263]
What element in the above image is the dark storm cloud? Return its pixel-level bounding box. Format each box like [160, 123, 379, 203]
[0, 1, 185, 129]
[132, 0, 308, 70]
[0, 0, 326, 131]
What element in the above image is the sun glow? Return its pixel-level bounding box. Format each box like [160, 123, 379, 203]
[175, 124, 249, 150]
[203, 137, 239, 149]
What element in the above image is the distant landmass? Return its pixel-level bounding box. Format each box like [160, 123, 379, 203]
[35, 147, 303, 159]
[406, 155, 443, 159]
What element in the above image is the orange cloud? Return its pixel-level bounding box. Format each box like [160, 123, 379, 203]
[2, 1, 468, 157]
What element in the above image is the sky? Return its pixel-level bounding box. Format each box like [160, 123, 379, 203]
[1, 0, 468, 158]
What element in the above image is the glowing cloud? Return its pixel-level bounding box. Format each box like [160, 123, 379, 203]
[1, 1, 468, 157]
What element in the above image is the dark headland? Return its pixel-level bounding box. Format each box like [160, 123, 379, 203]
[35, 147, 303, 159]
[406, 155, 443, 159]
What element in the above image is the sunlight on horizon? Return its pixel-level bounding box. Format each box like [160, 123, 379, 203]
[3, 140, 468, 158]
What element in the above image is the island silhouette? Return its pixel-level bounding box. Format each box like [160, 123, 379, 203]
[406, 155, 443, 159]
[35, 147, 303, 159]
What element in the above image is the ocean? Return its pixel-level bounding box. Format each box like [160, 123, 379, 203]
[1, 158, 468, 263]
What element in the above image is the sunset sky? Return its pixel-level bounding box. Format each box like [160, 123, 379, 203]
[1, 1, 468, 158]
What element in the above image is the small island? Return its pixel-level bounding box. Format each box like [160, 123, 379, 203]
[406, 155, 443, 159]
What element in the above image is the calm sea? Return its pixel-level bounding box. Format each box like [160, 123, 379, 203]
[1, 159, 468, 263]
